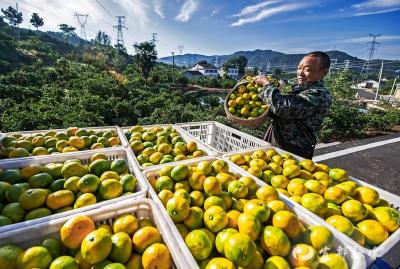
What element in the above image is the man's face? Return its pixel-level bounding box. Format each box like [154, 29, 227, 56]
[297, 56, 328, 84]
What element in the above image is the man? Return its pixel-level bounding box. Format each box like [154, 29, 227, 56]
[256, 51, 332, 159]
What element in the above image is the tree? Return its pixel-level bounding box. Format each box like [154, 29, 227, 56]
[223, 55, 248, 76]
[1, 6, 23, 40]
[115, 43, 127, 53]
[133, 41, 158, 85]
[58, 24, 76, 44]
[30, 13, 44, 36]
[94, 31, 111, 46]
[272, 68, 282, 77]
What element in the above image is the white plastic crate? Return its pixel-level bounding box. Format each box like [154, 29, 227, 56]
[140, 157, 365, 269]
[0, 198, 186, 269]
[1, 126, 127, 161]
[121, 124, 216, 170]
[0, 147, 148, 233]
[222, 146, 400, 265]
[175, 121, 269, 154]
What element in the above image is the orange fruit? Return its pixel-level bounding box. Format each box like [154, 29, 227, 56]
[324, 186, 347, 205]
[282, 165, 301, 179]
[302, 226, 333, 251]
[215, 228, 238, 255]
[113, 214, 139, 235]
[166, 196, 190, 223]
[205, 257, 236, 269]
[228, 180, 248, 199]
[60, 216, 95, 249]
[272, 210, 301, 239]
[301, 193, 327, 216]
[264, 256, 290, 269]
[204, 206, 228, 233]
[238, 212, 262, 241]
[341, 200, 368, 223]
[16, 246, 52, 269]
[287, 181, 307, 197]
[354, 187, 380, 206]
[267, 200, 289, 215]
[81, 229, 112, 264]
[132, 227, 162, 253]
[185, 230, 213, 261]
[256, 186, 279, 202]
[329, 168, 348, 182]
[0, 244, 23, 269]
[299, 160, 315, 173]
[288, 244, 319, 269]
[243, 199, 270, 223]
[261, 226, 291, 256]
[373, 206, 400, 232]
[226, 210, 241, 229]
[357, 219, 388, 245]
[184, 206, 204, 230]
[204, 177, 222, 196]
[223, 233, 257, 267]
[326, 215, 354, 237]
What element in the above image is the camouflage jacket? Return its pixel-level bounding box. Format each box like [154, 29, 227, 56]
[260, 81, 332, 150]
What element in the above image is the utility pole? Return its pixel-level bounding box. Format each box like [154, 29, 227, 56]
[151, 33, 158, 44]
[74, 13, 89, 41]
[172, 51, 175, 84]
[214, 56, 219, 68]
[374, 61, 384, 100]
[344, 60, 351, 70]
[328, 59, 337, 76]
[388, 76, 398, 102]
[178, 45, 184, 55]
[15, 2, 20, 41]
[363, 33, 381, 73]
[113, 16, 127, 48]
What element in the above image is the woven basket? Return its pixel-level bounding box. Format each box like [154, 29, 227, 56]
[224, 82, 269, 129]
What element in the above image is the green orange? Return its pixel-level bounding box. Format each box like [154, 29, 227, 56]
[185, 230, 212, 261]
[223, 233, 256, 267]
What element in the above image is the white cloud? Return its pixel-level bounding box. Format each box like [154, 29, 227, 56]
[354, 7, 400, 15]
[153, 0, 164, 18]
[112, 0, 150, 29]
[211, 8, 220, 17]
[231, 2, 311, 27]
[351, 0, 400, 16]
[175, 0, 199, 22]
[352, 0, 400, 9]
[232, 0, 280, 17]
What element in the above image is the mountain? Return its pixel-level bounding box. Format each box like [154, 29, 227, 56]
[0, 22, 133, 73]
[159, 49, 360, 70]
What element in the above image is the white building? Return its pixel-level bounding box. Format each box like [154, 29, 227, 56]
[218, 67, 239, 79]
[189, 62, 219, 77]
[357, 79, 385, 89]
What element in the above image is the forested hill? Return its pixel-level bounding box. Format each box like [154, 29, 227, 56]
[0, 19, 133, 73]
[159, 49, 360, 68]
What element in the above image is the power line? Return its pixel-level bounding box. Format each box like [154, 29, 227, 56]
[152, 33, 158, 44]
[95, 0, 113, 18]
[74, 13, 89, 41]
[113, 15, 127, 48]
[178, 44, 184, 55]
[362, 33, 381, 73]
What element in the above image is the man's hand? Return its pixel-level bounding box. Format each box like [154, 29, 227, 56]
[254, 75, 270, 87]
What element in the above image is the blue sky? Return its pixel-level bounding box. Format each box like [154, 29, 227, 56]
[2, 0, 400, 59]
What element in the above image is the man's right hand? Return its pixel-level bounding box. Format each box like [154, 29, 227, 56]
[254, 76, 270, 87]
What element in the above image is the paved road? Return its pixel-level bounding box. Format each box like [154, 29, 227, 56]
[314, 134, 400, 268]
[314, 134, 400, 196]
